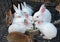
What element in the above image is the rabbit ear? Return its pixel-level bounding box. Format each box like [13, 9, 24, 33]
[39, 4, 46, 13]
[9, 10, 13, 16]
[18, 4, 20, 10]
[23, 2, 27, 7]
[21, 3, 24, 10]
[13, 4, 18, 12]
[6, 9, 12, 16]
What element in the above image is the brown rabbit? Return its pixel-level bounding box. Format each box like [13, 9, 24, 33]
[7, 32, 33, 42]
[55, 4, 60, 13]
[6, 9, 13, 26]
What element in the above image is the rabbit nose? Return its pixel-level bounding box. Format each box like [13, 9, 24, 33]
[25, 14, 29, 18]
[37, 21, 43, 25]
[24, 19, 28, 26]
[38, 21, 40, 24]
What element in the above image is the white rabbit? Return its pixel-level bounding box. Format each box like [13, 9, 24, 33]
[12, 4, 24, 24]
[8, 17, 27, 33]
[35, 21, 57, 40]
[13, 4, 23, 18]
[21, 2, 33, 16]
[8, 24, 27, 33]
[21, 2, 34, 24]
[33, 4, 51, 22]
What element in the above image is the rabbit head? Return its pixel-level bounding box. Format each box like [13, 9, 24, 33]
[24, 19, 31, 26]
[21, 2, 33, 16]
[24, 19, 33, 30]
[33, 4, 46, 21]
[13, 4, 23, 18]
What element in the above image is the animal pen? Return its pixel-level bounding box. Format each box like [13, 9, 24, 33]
[0, 0, 60, 42]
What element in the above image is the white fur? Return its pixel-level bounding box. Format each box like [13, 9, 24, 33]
[21, 2, 33, 16]
[8, 19, 33, 33]
[21, 2, 34, 24]
[8, 3, 33, 34]
[8, 24, 27, 33]
[25, 19, 33, 30]
[33, 4, 51, 22]
[12, 17, 25, 24]
[35, 22, 57, 39]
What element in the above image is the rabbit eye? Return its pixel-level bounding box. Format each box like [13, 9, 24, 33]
[37, 16, 39, 18]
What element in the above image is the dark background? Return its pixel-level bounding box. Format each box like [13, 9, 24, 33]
[0, 0, 60, 42]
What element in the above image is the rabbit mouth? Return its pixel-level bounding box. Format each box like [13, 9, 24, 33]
[24, 19, 28, 26]
[37, 21, 43, 25]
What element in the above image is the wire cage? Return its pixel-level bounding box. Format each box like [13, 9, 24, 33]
[0, 0, 60, 42]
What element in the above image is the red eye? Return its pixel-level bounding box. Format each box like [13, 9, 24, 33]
[37, 16, 39, 18]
